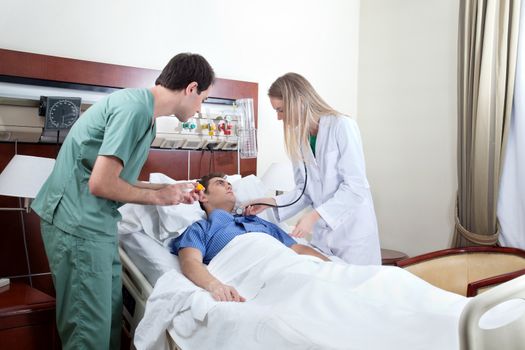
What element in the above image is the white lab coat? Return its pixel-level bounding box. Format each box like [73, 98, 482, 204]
[274, 115, 381, 265]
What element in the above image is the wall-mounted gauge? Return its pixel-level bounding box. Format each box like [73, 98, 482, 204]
[39, 96, 81, 130]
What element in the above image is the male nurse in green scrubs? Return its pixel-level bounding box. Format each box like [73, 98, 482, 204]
[31, 53, 215, 350]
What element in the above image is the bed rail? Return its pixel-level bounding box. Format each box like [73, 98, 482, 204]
[120, 246, 153, 297]
[460, 274, 525, 350]
[119, 246, 153, 343]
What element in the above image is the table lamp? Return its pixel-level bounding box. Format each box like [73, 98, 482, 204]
[0, 155, 55, 287]
[261, 161, 295, 195]
[0, 155, 56, 211]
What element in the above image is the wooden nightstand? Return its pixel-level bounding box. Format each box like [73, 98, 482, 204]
[0, 282, 58, 350]
[381, 248, 408, 265]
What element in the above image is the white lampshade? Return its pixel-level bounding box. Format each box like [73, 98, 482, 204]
[0, 155, 55, 199]
[261, 161, 295, 192]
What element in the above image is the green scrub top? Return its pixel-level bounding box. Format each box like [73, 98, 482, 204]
[309, 135, 317, 157]
[32, 88, 156, 242]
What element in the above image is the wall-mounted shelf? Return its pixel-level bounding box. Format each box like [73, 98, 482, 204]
[0, 96, 39, 108]
[0, 96, 92, 112]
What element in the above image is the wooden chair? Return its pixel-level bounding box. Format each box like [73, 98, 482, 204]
[396, 247, 525, 296]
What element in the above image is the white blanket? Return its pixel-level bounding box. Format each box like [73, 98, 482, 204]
[135, 233, 469, 350]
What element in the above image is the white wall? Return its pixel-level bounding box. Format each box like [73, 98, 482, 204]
[0, 0, 360, 176]
[358, 0, 459, 256]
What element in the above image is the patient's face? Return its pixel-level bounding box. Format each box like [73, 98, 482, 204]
[203, 177, 236, 209]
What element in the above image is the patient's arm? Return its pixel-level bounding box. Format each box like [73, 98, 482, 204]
[291, 244, 330, 261]
[179, 247, 246, 302]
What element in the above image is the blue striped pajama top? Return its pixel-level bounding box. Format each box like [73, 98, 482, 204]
[170, 209, 296, 264]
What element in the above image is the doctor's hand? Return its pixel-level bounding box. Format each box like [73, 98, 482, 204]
[242, 197, 277, 216]
[291, 210, 321, 238]
[155, 183, 199, 205]
[206, 280, 246, 302]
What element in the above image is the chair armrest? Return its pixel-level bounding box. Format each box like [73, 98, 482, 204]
[467, 268, 525, 297]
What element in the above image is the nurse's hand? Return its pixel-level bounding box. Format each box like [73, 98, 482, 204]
[182, 182, 206, 203]
[155, 183, 199, 205]
[206, 280, 246, 302]
[242, 197, 276, 216]
[292, 210, 320, 238]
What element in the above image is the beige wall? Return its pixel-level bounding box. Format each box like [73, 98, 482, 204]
[358, 0, 459, 256]
[0, 0, 360, 177]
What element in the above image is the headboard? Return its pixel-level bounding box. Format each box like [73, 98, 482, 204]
[0, 48, 258, 296]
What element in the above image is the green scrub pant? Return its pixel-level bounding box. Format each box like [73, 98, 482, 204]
[41, 220, 122, 350]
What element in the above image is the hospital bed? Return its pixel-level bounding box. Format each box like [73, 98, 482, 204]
[118, 174, 525, 350]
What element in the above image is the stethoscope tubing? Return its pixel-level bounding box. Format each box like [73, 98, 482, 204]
[243, 160, 308, 212]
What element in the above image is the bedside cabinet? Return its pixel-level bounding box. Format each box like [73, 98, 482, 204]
[381, 248, 408, 266]
[0, 282, 58, 350]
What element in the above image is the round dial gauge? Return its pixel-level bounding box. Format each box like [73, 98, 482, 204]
[44, 98, 81, 130]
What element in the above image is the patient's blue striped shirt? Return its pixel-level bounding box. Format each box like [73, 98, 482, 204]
[170, 209, 296, 264]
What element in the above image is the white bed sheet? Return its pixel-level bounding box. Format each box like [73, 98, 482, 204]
[135, 233, 471, 350]
[123, 232, 525, 350]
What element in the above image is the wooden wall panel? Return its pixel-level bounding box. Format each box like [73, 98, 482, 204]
[140, 149, 252, 182]
[0, 48, 159, 89]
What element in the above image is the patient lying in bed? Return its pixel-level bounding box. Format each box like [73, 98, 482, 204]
[131, 174, 525, 350]
[169, 172, 329, 302]
[136, 226, 471, 350]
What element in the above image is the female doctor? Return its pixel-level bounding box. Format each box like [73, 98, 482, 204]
[245, 73, 381, 265]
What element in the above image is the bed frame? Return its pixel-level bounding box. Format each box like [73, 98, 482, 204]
[460, 274, 525, 350]
[119, 247, 153, 343]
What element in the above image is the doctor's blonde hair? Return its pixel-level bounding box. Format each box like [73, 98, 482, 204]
[268, 73, 342, 162]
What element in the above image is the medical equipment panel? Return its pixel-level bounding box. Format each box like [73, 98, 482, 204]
[0, 80, 109, 143]
[236, 98, 257, 159]
[152, 98, 256, 156]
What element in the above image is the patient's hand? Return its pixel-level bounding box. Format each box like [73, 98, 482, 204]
[243, 197, 276, 216]
[206, 280, 246, 302]
[292, 210, 320, 238]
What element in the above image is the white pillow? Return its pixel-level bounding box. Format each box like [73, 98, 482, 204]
[231, 175, 274, 223]
[118, 203, 163, 243]
[226, 174, 242, 184]
[149, 173, 206, 241]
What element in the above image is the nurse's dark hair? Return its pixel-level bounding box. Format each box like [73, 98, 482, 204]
[198, 172, 227, 211]
[155, 53, 215, 94]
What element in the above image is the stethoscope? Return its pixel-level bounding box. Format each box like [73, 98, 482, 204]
[235, 160, 308, 215]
